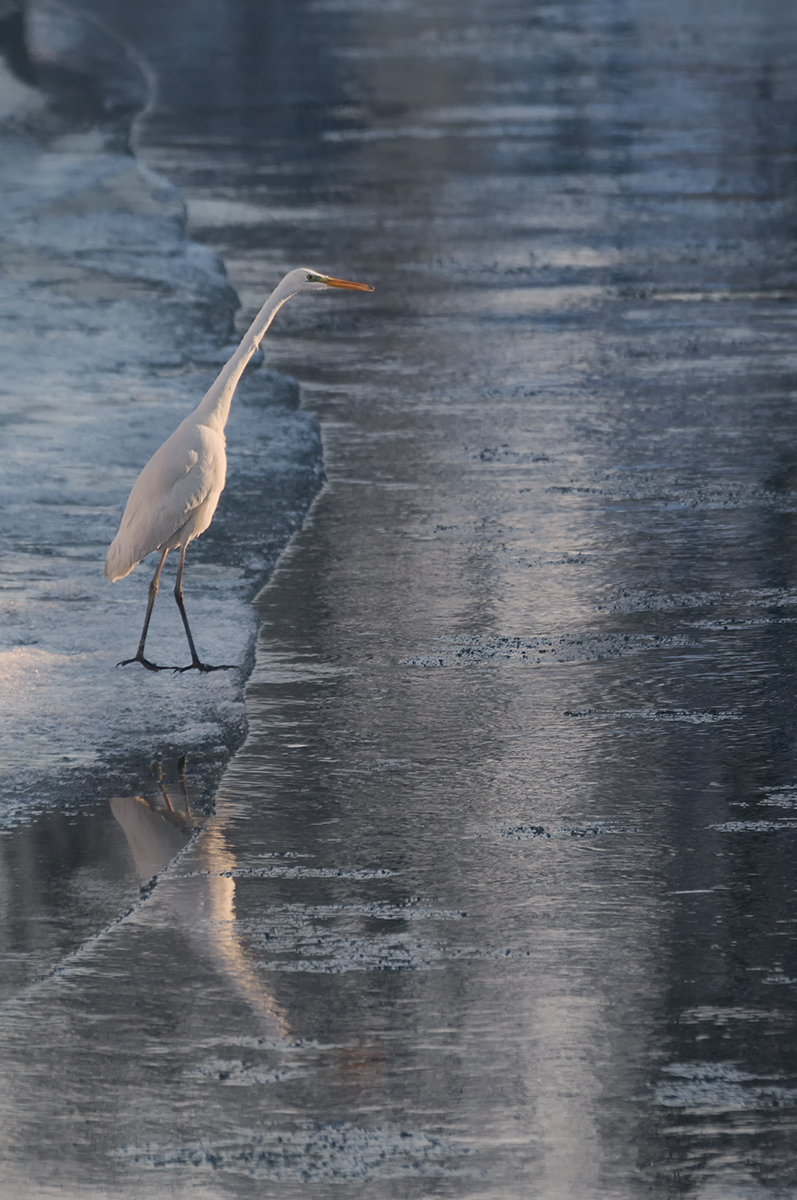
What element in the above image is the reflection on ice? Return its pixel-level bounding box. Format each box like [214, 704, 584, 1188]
[180, 824, 290, 1038]
[111, 757, 289, 1037]
[110, 798, 193, 876]
[110, 758, 196, 878]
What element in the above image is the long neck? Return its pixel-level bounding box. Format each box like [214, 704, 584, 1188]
[194, 280, 299, 430]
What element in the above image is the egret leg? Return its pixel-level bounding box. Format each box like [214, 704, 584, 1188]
[173, 544, 237, 673]
[117, 547, 176, 671]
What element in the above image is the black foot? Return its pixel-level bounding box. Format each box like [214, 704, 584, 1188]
[117, 653, 178, 672]
[174, 661, 238, 674]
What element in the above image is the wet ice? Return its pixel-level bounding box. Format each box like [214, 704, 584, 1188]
[0, 60, 321, 817]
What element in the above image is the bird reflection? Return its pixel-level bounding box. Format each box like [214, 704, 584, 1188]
[111, 757, 288, 1038]
[110, 756, 197, 877]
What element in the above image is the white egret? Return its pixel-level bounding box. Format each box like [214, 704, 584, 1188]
[106, 267, 374, 672]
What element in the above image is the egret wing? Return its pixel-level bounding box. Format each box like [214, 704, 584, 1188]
[105, 420, 226, 580]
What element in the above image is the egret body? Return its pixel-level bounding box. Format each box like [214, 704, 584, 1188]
[106, 268, 373, 672]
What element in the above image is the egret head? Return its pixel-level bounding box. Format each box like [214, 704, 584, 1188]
[294, 268, 374, 294]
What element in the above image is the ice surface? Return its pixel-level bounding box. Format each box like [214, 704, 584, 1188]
[0, 57, 321, 821]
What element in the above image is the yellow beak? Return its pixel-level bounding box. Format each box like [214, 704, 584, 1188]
[324, 276, 375, 292]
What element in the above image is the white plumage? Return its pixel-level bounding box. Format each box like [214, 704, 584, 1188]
[106, 419, 223, 582]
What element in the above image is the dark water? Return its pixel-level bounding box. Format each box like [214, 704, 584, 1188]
[1, 0, 797, 1195]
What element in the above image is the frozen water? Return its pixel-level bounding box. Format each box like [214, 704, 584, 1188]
[2, 0, 797, 1196]
[0, 53, 321, 820]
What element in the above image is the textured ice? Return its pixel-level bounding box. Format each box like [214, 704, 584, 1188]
[0, 55, 321, 821]
[112, 1123, 472, 1180]
[401, 630, 693, 667]
[176, 864, 396, 880]
[651, 1063, 797, 1111]
[487, 821, 637, 840]
[709, 821, 797, 833]
[242, 899, 464, 974]
[564, 707, 741, 723]
[186, 1058, 301, 1086]
[113, 1122, 474, 1181]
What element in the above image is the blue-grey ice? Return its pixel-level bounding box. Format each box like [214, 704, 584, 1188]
[0, 57, 320, 820]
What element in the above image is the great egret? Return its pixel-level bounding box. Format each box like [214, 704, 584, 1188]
[106, 267, 374, 672]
